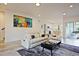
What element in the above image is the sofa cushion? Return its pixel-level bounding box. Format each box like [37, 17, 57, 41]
[34, 33, 40, 38]
[30, 36, 47, 44]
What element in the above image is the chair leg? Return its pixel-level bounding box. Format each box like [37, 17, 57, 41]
[51, 50, 53, 56]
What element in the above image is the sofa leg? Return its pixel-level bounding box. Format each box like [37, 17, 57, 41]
[51, 50, 53, 56]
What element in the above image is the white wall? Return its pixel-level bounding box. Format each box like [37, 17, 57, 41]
[4, 9, 64, 43]
[64, 16, 79, 23]
[5, 10, 41, 42]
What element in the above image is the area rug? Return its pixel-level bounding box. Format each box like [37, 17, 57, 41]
[17, 44, 79, 56]
[60, 43, 79, 53]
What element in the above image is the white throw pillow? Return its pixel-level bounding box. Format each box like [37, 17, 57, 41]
[35, 33, 40, 38]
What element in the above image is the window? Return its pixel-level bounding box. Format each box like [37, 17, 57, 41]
[66, 22, 74, 35]
[65, 21, 79, 39]
[74, 22, 79, 31]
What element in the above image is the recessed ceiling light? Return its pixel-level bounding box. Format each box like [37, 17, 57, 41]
[69, 5, 73, 8]
[36, 3, 40, 6]
[4, 3, 7, 5]
[38, 14, 40, 17]
[63, 13, 66, 15]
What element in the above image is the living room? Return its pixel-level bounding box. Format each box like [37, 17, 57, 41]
[0, 3, 79, 56]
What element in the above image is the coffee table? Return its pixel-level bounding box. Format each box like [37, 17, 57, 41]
[41, 41, 61, 55]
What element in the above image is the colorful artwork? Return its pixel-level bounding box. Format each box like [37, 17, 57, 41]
[13, 15, 32, 28]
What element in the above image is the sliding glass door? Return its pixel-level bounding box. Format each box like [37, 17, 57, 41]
[74, 22, 79, 31]
[66, 22, 74, 38]
[65, 21, 79, 39]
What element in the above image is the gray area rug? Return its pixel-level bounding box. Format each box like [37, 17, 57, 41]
[60, 44, 79, 53]
[17, 44, 79, 56]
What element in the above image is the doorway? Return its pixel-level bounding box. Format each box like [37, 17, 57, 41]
[0, 12, 5, 48]
[65, 21, 79, 46]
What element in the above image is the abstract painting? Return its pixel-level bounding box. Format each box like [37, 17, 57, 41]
[13, 15, 32, 28]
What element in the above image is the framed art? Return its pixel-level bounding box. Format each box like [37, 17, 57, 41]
[13, 15, 32, 28]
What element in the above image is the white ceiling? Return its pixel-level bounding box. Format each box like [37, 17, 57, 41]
[1, 3, 79, 22]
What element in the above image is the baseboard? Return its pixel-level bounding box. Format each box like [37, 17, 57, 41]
[0, 40, 21, 52]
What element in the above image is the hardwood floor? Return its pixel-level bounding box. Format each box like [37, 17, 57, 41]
[0, 46, 22, 56]
[0, 40, 23, 56]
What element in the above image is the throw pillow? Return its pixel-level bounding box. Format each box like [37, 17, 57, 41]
[41, 34, 45, 37]
[31, 35, 35, 39]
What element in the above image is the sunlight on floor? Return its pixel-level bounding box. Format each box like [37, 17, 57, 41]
[0, 47, 23, 56]
[64, 39, 79, 46]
